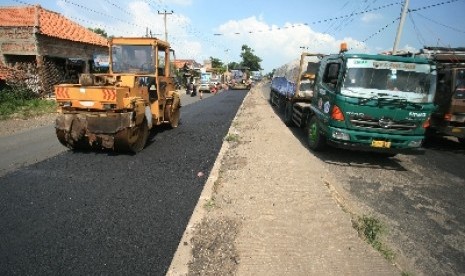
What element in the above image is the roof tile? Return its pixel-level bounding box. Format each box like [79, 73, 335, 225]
[0, 5, 107, 47]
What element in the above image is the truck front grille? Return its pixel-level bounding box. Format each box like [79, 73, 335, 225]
[350, 118, 417, 131]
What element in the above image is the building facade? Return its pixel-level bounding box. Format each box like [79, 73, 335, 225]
[0, 5, 108, 96]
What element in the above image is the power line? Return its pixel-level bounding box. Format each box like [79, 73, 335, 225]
[415, 12, 465, 34]
[213, 2, 402, 36]
[408, 12, 427, 46]
[359, 0, 463, 45]
[61, 0, 147, 30]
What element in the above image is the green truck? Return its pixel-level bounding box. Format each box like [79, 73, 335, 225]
[270, 45, 437, 155]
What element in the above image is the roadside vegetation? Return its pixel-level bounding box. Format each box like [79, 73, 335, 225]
[353, 215, 395, 261]
[0, 85, 55, 120]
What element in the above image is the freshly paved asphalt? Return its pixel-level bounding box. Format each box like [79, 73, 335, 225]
[0, 89, 247, 275]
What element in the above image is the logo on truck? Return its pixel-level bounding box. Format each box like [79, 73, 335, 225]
[408, 112, 427, 118]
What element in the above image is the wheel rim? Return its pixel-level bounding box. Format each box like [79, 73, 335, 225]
[308, 121, 318, 146]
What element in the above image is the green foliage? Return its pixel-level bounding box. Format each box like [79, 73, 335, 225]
[225, 133, 240, 142]
[0, 86, 55, 120]
[240, 44, 263, 71]
[88, 27, 108, 38]
[354, 215, 395, 261]
[228, 61, 240, 70]
[210, 57, 223, 69]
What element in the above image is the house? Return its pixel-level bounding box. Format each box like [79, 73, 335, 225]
[0, 5, 108, 95]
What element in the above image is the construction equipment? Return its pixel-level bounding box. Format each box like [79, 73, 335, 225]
[55, 37, 181, 153]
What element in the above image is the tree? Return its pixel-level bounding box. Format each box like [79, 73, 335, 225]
[240, 45, 262, 71]
[227, 61, 241, 70]
[210, 57, 223, 69]
[210, 57, 226, 74]
[88, 27, 108, 38]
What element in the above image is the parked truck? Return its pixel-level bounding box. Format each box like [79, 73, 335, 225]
[54, 37, 181, 153]
[270, 44, 437, 155]
[229, 68, 251, 90]
[418, 47, 465, 144]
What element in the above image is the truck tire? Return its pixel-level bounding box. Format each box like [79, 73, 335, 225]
[458, 137, 465, 145]
[305, 115, 326, 151]
[283, 102, 294, 126]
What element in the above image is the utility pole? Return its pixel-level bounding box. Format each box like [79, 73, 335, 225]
[158, 10, 174, 42]
[392, 0, 410, 55]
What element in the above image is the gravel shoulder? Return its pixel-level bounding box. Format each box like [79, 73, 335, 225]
[0, 113, 56, 137]
[168, 83, 399, 275]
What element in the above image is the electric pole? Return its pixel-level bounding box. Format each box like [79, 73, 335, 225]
[392, 0, 410, 55]
[158, 10, 174, 42]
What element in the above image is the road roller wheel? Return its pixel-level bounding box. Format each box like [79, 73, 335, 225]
[114, 120, 149, 153]
[56, 129, 72, 149]
[56, 129, 92, 151]
[168, 104, 180, 128]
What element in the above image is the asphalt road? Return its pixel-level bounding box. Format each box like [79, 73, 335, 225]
[0, 89, 247, 275]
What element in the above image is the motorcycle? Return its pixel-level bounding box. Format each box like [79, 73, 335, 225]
[186, 82, 197, 97]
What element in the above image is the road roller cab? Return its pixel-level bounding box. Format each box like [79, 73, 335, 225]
[55, 37, 181, 153]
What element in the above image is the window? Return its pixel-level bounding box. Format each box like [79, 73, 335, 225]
[323, 62, 340, 89]
[157, 48, 166, 76]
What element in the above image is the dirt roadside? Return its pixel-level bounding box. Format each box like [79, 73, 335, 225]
[167, 83, 399, 275]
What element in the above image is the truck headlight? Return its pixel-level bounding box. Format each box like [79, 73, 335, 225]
[332, 130, 350, 141]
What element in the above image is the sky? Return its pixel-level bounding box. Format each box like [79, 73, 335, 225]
[3, 0, 465, 73]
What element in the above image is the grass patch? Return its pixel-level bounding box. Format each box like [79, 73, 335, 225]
[353, 215, 395, 261]
[224, 133, 240, 142]
[0, 87, 56, 120]
[203, 197, 216, 211]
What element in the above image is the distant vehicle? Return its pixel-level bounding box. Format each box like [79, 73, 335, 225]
[250, 70, 262, 82]
[229, 69, 251, 90]
[198, 72, 212, 93]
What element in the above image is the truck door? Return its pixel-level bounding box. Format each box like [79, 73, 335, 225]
[314, 57, 343, 119]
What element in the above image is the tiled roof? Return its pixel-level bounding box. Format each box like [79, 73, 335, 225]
[0, 5, 107, 46]
[173, 59, 201, 69]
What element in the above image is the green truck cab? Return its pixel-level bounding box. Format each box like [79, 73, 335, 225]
[271, 47, 437, 155]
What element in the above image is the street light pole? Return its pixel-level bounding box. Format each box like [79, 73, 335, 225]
[158, 10, 174, 42]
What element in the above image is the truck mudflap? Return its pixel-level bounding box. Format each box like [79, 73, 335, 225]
[55, 112, 134, 149]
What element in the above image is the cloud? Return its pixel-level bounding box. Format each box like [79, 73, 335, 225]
[361, 13, 383, 23]
[215, 16, 368, 72]
[167, 0, 193, 6]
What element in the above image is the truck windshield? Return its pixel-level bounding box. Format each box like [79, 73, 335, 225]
[341, 58, 436, 103]
[111, 45, 154, 74]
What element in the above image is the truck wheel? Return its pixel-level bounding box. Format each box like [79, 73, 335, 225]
[306, 115, 326, 151]
[115, 120, 149, 153]
[283, 102, 294, 126]
[458, 137, 465, 145]
[269, 90, 275, 105]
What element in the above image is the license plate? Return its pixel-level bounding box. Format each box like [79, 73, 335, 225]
[451, 128, 462, 133]
[371, 140, 391, 148]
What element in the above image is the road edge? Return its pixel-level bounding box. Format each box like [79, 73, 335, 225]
[166, 90, 250, 275]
